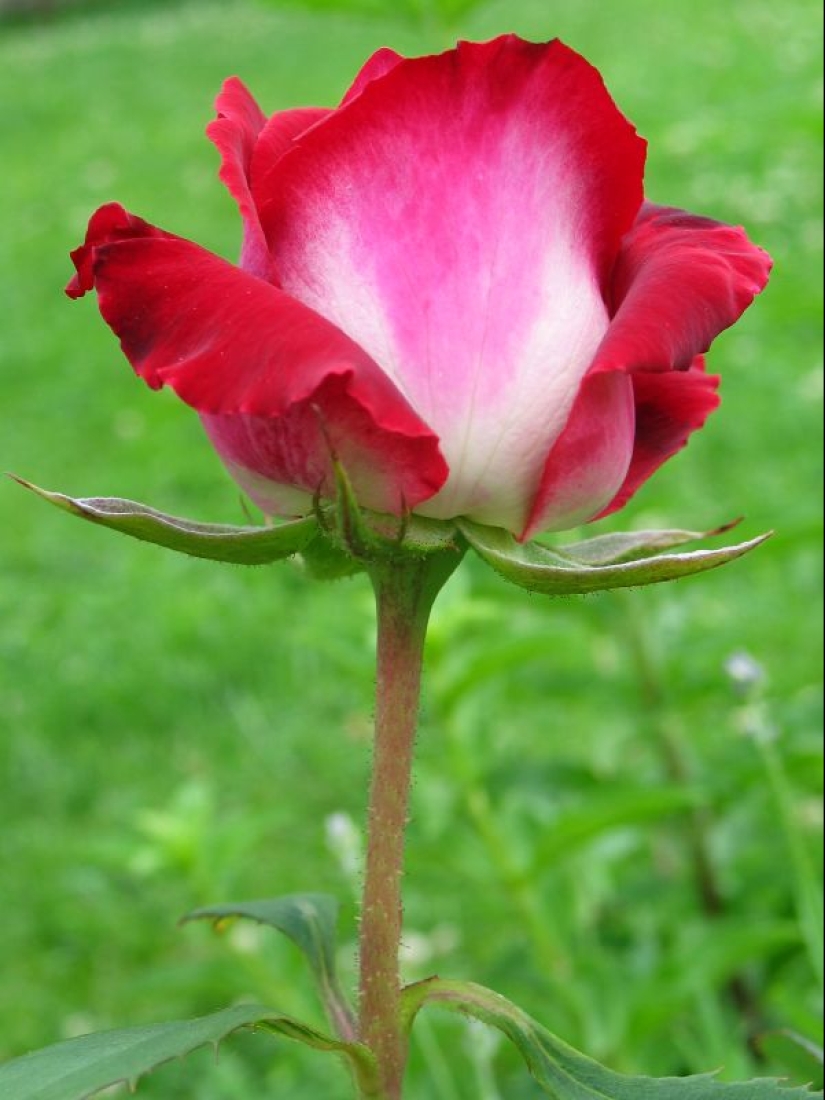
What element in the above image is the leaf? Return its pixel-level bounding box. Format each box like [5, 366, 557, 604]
[181, 894, 355, 1039]
[530, 785, 704, 870]
[458, 519, 771, 596]
[629, 920, 804, 1041]
[402, 979, 822, 1099]
[0, 1003, 375, 1100]
[10, 477, 317, 564]
[554, 520, 743, 566]
[759, 1032, 823, 1090]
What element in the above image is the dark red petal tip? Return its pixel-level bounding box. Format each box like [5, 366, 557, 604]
[67, 203, 171, 300]
[595, 203, 772, 376]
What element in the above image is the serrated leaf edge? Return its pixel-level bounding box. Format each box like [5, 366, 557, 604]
[402, 979, 821, 1098]
[0, 1003, 368, 1100]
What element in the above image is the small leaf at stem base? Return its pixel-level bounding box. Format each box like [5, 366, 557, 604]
[181, 894, 356, 1040]
[401, 978, 822, 1098]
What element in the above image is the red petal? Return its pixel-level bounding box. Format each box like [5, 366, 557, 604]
[594, 203, 772, 374]
[68, 206, 447, 516]
[66, 203, 169, 298]
[340, 46, 403, 105]
[521, 371, 636, 540]
[205, 77, 273, 279]
[596, 359, 720, 519]
[249, 107, 330, 226]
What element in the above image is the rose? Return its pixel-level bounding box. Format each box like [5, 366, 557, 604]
[68, 35, 770, 541]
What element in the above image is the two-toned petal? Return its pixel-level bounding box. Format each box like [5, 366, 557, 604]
[521, 371, 636, 540]
[257, 36, 646, 534]
[66, 204, 447, 517]
[596, 359, 720, 519]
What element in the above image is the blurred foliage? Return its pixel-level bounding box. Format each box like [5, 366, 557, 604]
[0, 0, 821, 1097]
[253, 0, 488, 28]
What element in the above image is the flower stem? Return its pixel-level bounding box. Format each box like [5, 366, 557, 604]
[358, 551, 462, 1099]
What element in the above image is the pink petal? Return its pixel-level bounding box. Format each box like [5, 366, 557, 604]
[206, 77, 272, 279]
[258, 36, 645, 532]
[67, 204, 447, 517]
[521, 371, 636, 541]
[593, 203, 772, 374]
[596, 358, 720, 519]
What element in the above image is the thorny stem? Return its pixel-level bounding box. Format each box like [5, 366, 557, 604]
[358, 551, 462, 1099]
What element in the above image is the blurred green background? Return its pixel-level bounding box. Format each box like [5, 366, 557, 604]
[1, 0, 822, 1096]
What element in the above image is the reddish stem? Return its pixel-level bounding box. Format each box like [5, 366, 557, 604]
[358, 552, 460, 1099]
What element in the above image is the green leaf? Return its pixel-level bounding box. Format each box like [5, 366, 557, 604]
[11, 477, 317, 564]
[629, 920, 803, 1041]
[759, 1032, 823, 1090]
[530, 785, 704, 870]
[0, 1003, 374, 1100]
[458, 519, 771, 596]
[181, 894, 355, 1039]
[402, 979, 822, 1098]
[554, 520, 743, 566]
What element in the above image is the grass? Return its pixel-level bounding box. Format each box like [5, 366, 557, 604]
[0, 0, 822, 1096]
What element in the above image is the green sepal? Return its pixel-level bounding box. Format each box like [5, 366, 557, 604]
[0, 1003, 378, 1100]
[317, 458, 464, 563]
[300, 531, 366, 580]
[458, 519, 771, 595]
[11, 477, 317, 564]
[401, 978, 822, 1098]
[554, 519, 743, 566]
[181, 894, 355, 1040]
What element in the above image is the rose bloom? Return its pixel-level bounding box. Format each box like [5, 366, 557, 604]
[68, 36, 770, 541]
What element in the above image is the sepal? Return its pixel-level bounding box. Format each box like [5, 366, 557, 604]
[301, 531, 366, 580]
[11, 477, 317, 564]
[317, 458, 464, 564]
[554, 519, 743, 565]
[458, 519, 770, 595]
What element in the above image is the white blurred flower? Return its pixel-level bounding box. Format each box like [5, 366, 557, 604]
[325, 811, 363, 889]
[724, 650, 766, 693]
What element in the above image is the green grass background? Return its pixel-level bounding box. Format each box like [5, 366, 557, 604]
[1, 0, 822, 1096]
